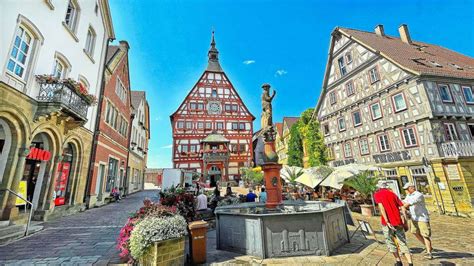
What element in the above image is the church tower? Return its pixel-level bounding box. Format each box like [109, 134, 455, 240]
[170, 32, 255, 187]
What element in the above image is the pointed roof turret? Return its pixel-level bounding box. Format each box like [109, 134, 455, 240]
[206, 31, 223, 72]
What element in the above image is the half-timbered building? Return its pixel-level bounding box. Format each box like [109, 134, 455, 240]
[170, 33, 255, 186]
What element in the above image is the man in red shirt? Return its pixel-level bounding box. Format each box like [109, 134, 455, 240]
[374, 182, 413, 266]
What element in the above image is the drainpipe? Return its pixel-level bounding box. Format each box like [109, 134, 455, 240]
[125, 113, 135, 196]
[84, 37, 114, 207]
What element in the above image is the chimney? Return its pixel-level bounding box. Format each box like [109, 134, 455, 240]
[119, 40, 130, 50]
[398, 24, 412, 44]
[374, 25, 385, 36]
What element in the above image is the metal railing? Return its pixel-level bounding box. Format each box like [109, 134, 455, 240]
[440, 141, 474, 157]
[0, 189, 34, 236]
[36, 81, 90, 119]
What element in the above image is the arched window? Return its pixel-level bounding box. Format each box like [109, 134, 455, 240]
[84, 26, 96, 57]
[52, 52, 71, 79]
[64, 0, 80, 33]
[6, 15, 44, 82]
[78, 75, 90, 91]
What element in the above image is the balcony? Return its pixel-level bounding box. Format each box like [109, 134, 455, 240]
[202, 150, 230, 161]
[36, 76, 95, 122]
[440, 141, 474, 158]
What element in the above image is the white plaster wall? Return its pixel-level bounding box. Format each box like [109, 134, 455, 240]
[0, 0, 110, 131]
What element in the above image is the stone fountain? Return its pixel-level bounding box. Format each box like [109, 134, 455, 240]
[215, 84, 349, 258]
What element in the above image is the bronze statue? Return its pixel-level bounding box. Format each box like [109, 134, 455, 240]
[261, 83, 276, 130]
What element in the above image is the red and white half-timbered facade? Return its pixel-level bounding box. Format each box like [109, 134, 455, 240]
[170, 33, 255, 186]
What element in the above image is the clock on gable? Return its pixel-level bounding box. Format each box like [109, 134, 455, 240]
[207, 101, 221, 115]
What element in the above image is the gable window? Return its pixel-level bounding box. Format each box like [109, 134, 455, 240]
[225, 104, 231, 112]
[345, 52, 352, 64]
[368, 67, 380, 83]
[352, 110, 362, 127]
[462, 86, 474, 104]
[185, 121, 192, 129]
[392, 92, 407, 112]
[189, 102, 197, 110]
[177, 121, 184, 129]
[338, 117, 346, 131]
[378, 134, 390, 152]
[338, 57, 347, 76]
[401, 127, 418, 147]
[231, 122, 239, 130]
[444, 123, 459, 141]
[343, 142, 352, 158]
[84, 27, 96, 57]
[239, 123, 245, 130]
[211, 89, 217, 98]
[345, 80, 355, 96]
[216, 122, 224, 130]
[323, 124, 330, 136]
[205, 122, 212, 129]
[370, 102, 382, 120]
[232, 104, 238, 112]
[64, 0, 79, 32]
[329, 91, 337, 105]
[7, 26, 33, 79]
[197, 103, 204, 110]
[197, 122, 204, 129]
[438, 84, 453, 103]
[359, 138, 370, 155]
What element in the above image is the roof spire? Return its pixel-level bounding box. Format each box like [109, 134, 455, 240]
[206, 30, 223, 72]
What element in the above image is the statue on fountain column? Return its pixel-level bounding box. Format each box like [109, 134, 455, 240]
[261, 83, 276, 131]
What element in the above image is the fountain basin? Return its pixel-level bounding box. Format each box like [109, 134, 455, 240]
[215, 201, 349, 258]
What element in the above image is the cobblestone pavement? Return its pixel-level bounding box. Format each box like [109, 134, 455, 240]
[0, 190, 159, 265]
[208, 212, 474, 265]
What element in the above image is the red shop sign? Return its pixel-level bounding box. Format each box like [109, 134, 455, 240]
[27, 147, 52, 161]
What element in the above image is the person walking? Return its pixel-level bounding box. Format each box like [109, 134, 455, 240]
[403, 182, 433, 259]
[374, 182, 413, 266]
[196, 190, 208, 211]
[259, 187, 267, 203]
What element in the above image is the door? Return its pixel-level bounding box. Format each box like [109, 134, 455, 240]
[96, 164, 105, 201]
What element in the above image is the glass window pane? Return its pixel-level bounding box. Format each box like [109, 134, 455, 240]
[7, 60, 15, 71]
[10, 47, 18, 58]
[14, 36, 21, 47]
[20, 42, 29, 53]
[14, 65, 24, 76]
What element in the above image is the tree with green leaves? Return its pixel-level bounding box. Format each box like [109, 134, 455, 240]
[343, 171, 378, 204]
[240, 167, 264, 186]
[298, 108, 328, 167]
[287, 123, 304, 167]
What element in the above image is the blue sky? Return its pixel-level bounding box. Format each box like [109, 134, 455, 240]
[109, 0, 474, 168]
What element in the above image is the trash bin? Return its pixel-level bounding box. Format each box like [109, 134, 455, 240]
[188, 220, 208, 264]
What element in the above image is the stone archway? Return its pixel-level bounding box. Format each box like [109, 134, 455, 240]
[0, 119, 12, 183]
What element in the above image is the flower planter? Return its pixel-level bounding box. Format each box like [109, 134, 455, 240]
[139, 236, 185, 266]
[360, 204, 374, 217]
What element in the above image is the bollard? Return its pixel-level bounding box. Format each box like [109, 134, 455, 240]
[188, 220, 208, 264]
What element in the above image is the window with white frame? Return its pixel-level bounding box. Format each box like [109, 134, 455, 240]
[217, 122, 224, 130]
[370, 102, 382, 120]
[343, 142, 352, 158]
[197, 122, 204, 129]
[359, 138, 370, 155]
[352, 110, 362, 127]
[384, 169, 398, 178]
[338, 117, 346, 131]
[345, 80, 355, 96]
[7, 26, 33, 79]
[410, 167, 431, 195]
[185, 121, 192, 129]
[211, 89, 217, 98]
[205, 122, 212, 129]
[462, 86, 474, 104]
[368, 67, 380, 83]
[52, 59, 65, 79]
[181, 145, 188, 153]
[115, 78, 127, 103]
[438, 84, 453, 103]
[329, 91, 337, 105]
[392, 93, 407, 112]
[378, 134, 390, 152]
[402, 127, 418, 147]
[338, 57, 347, 76]
[177, 121, 184, 129]
[85, 27, 96, 57]
[64, 0, 79, 32]
[444, 123, 459, 141]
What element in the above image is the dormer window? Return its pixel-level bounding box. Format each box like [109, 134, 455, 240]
[429, 61, 442, 68]
[449, 63, 463, 70]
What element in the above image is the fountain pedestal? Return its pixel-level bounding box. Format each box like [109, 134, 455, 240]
[261, 129, 283, 208]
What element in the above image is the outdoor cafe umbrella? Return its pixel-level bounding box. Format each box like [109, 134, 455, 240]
[295, 166, 333, 188]
[280, 165, 304, 184]
[318, 163, 381, 189]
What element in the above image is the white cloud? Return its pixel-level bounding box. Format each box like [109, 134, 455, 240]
[154, 116, 163, 121]
[275, 69, 288, 76]
[160, 144, 172, 149]
[243, 60, 256, 65]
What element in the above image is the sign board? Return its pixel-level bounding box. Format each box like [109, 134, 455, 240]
[358, 219, 374, 234]
[373, 151, 410, 164]
[15, 181, 27, 206]
[54, 162, 70, 206]
[27, 147, 51, 161]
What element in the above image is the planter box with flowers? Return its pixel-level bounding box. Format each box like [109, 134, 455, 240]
[117, 199, 187, 264]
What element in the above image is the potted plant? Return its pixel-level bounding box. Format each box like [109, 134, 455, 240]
[343, 171, 378, 217]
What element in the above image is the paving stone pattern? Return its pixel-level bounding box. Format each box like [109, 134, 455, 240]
[0, 190, 159, 265]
